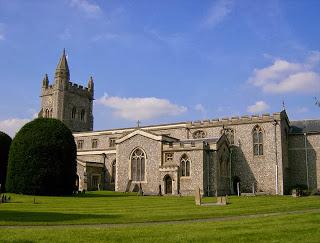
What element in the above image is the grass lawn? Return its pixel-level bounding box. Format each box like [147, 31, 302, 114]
[0, 191, 319, 242]
[0, 212, 319, 242]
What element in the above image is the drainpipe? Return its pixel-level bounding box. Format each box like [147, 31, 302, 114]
[207, 152, 210, 196]
[273, 120, 279, 195]
[304, 133, 310, 191]
[229, 149, 232, 194]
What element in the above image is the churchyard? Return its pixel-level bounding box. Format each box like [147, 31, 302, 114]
[0, 191, 319, 242]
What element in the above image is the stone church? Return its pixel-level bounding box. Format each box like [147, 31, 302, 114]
[39, 50, 320, 196]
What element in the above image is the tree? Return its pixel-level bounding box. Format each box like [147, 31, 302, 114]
[0, 131, 12, 193]
[6, 118, 77, 195]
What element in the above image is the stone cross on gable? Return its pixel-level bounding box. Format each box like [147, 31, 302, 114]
[137, 120, 141, 128]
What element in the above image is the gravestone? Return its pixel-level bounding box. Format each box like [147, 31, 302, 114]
[292, 189, 300, 197]
[216, 196, 228, 205]
[195, 187, 201, 206]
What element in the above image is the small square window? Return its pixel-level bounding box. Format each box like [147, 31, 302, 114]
[165, 153, 173, 163]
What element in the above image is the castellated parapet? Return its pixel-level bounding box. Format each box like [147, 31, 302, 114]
[187, 112, 286, 128]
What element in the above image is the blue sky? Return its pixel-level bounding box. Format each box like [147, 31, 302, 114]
[0, 0, 319, 136]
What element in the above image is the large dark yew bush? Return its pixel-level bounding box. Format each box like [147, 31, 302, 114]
[0, 131, 12, 192]
[6, 118, 77, 195]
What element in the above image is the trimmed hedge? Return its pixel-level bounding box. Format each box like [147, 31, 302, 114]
[0, 131, 12, 192]
[6, 118, 77, 195]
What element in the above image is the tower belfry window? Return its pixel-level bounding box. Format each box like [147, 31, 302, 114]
[80, 109, 85, 121]
[72, 107, 77, 119]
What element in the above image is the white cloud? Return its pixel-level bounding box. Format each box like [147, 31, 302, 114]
[203, 0, 234, 28]
[248, 51, 320, 94]
[0, 23, 5, 40]
[297, 107, 308, 113]
[91, 33, 119, 42]
[97, 94, 187, 121]
[195, 104, 205, 113]
[59, 28, 71, 40]
[0, 118, 30, 137]
[69, 0, 102, 17]
[247, 101, 269, 113]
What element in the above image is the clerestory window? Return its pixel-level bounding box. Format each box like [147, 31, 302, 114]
[253, 125, 263, 156]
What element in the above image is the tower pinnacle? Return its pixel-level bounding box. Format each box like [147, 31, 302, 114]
[55, 48, 70, 82]
[88, 76, 94, 92]
[42, 73, 49, 88]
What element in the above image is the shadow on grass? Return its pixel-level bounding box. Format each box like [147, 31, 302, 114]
[73, 192, 137, 198]
[0, 210, 117, 222]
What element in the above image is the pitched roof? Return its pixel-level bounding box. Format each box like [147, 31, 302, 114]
[290, 120, 320, 134]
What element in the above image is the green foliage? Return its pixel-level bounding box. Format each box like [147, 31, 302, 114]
[0, 131, 12, 192]
[5, 118, 77, 195]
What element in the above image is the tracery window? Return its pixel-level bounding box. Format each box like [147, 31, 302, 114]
[180, 154, 190, 177]
[80, 109, 85, 121]
[192, 130, 206, 139]
[45, 109, 50, 118]
[131, 148, 146, 182]
[111, 160, 116, 183]
[221, 128, 235, 145]
[72, 107, 77, 119]
[253, 125, 263, 156]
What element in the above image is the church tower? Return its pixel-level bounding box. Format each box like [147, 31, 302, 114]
[39, 49, 94, 132]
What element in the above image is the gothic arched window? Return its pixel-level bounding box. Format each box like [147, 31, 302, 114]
[180, 154, 190, 177]
[45, 109, 50, 118]
[221, 128, 235, 145]
[111, 160, 116, 183]
[192, 130, 206, 139]
[253, 125, 263, 156]
[131, 148, 146, 182]
[80, 109, 85, 121]
[49, 108, 53, 118]
[72, 107, 77, 119]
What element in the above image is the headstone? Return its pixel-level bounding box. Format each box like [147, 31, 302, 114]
[216, 196, 228, 205]
[292, 189, 299, 197]
[195, 187, 201, 206]
[252, 183, 255, 195]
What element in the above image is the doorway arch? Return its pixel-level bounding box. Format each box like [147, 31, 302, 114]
[164, 175, 173, 195]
